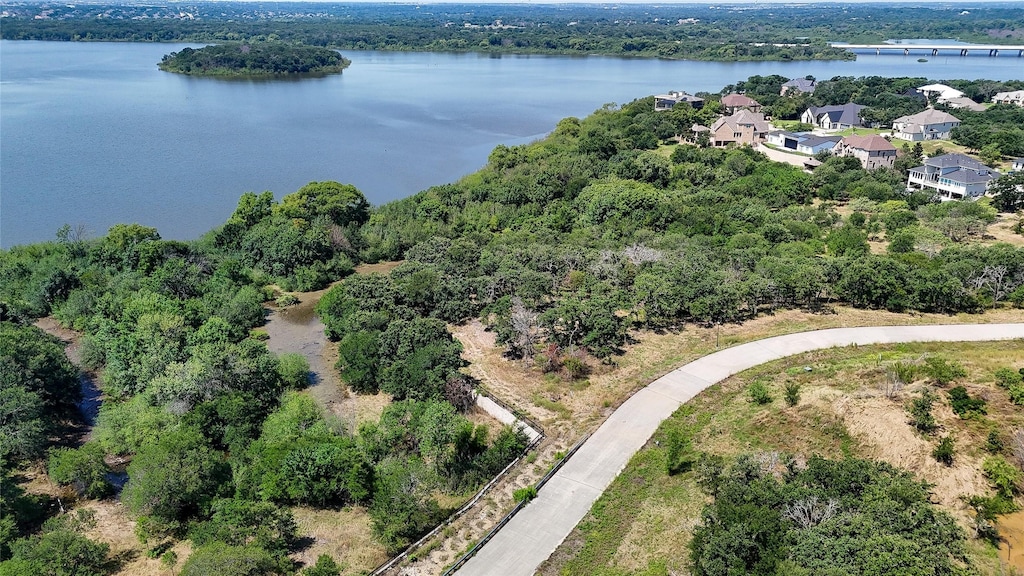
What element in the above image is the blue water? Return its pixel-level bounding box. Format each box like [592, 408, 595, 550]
[1, 40, 1021, 247]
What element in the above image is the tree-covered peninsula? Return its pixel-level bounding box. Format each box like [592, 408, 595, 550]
[158, 43, 349, 77]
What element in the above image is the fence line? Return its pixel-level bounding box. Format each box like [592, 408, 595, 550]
[441, 430, 593, 576]
[368, 390, 544, 576]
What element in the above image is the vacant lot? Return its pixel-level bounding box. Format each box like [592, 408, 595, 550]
[540, 340, 1024, 576]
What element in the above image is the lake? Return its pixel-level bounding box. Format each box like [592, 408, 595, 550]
[1, 40, 1021, 247]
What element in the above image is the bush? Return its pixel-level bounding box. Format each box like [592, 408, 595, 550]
[909, 390, 937, 433]
[923, 357, 966, 387]
[513, 486, 538, 503]
[948, 386, 986, 418]
[665, 427, 693, 475]
[994, 367, 1024, 405]
[933, 435, 955, 466]
[784, 381, 800, 407]
[983, 456, 1023, 498]
[180, 542, 291, 576]
[986, 429, 1004, 454]
[47, 443, 113, 499]
[748, 381, 772, 405]
[302, 555, 342, 576]
[276, 353, 310, 389]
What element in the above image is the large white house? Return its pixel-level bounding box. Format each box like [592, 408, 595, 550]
[907, 153, 1000, 200]
[892, 109, 961, 141]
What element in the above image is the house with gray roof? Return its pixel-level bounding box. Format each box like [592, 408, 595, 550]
[907, 153, 1000, 200]
[710, 110, 769, 147]
[892, 109, 961, 142]
[944, 97, 985, 112]
[796, 135, 842, 155]
[781, 78, 816, 96]
[801, 103, 865, 131]
[654, 91, 704, 112]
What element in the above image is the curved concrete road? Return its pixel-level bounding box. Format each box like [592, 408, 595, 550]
[458, 324, 1024, 576]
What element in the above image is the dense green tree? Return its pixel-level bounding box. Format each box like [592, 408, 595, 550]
[122, 427, 230, 537]
[990, 171, 1024, 213]
[189, 499, 296, 554]
[3, 511, 110, 576]
[47, 443, 113, 500]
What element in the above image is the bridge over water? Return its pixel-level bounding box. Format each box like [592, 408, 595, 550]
[831, 43, 1024, 57]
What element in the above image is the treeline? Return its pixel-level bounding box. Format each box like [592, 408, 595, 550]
[722, 74, 1024, 125]
[158, 43, 350, 77]
[4, 3, 1023, 61]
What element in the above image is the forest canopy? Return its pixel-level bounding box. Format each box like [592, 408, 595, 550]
[158, 43, 350, 77]
[5, 3, 1024, 62]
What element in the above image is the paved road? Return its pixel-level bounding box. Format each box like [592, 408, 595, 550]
[457, 323, 1024, 576]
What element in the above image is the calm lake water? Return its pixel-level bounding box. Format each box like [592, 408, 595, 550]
[1, 40, 1021, 247]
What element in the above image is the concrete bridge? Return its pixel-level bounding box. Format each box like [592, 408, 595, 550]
[831, 42, 1024, 57]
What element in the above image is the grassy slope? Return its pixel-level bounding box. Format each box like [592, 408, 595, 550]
[540, 340, 1024, 576]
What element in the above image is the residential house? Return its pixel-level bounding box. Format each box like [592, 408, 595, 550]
[766, 130, 805, 150]
[907, 153, 1000, 200]
[709, 110, 769, 147]
[1011, 158, 1024, 172]
[901, 88, 928, 103]
[835, 135, 897, 170]
[993, 90, 1024, 107]
[720, 93, 762, 114]
[917, 83, 965, 104]
[892, 109, 961, 141]
[780, 78, 816, 96]
[796, 135, 842, 155]
[801, 103, 865, 130]
[943, 97, 985, 112]
[654, 91, 705, 112]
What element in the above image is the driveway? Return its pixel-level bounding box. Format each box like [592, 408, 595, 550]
[457, 323, 1024, 575]
[754, 142, 811, 168]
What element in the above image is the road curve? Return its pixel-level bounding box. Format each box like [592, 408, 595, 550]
[457, 323, 1024, 576]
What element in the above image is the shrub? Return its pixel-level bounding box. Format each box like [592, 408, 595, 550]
[986, 429, 1004, 454]
[47, 443, 113, 500]
[933, 435, 955, 466]
[923, 357, 966, 387]
[748, 381, 772, 405]
[948, 386, 986, 418]
[302, 555, 342, 576]
[180, 542, 291, 576]
[983, 456, 1023, 498]
[562, 355, 588, 380]
[784, 381, 800, 407]
[995, 367, 1024, 389]
[513, 486, 538, 503]
[994, 367, 1024, 405]
[276, 353, 310, 389]
[275, 294, 299, 307]
[665, 427, 693, 475]
[909, 390, 937, 433]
